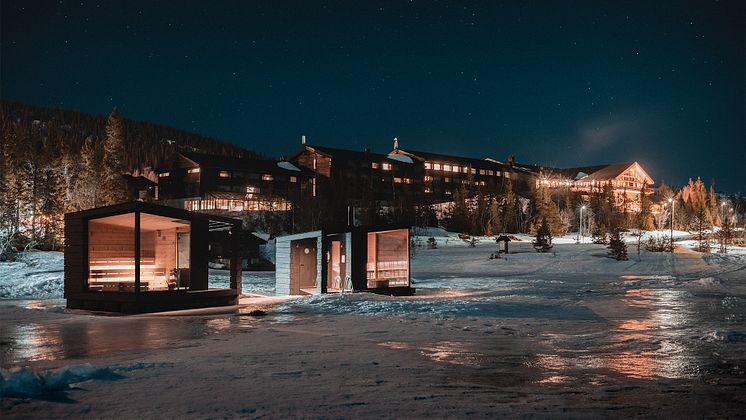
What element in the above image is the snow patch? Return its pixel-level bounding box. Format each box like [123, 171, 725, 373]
[0, 364, 123, 398]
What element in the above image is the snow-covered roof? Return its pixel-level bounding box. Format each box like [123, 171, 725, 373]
[277, 161, 301, 172]
[387, 153, 414, 164]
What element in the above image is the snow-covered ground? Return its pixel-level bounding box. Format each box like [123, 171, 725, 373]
[2, 233, 746, 417]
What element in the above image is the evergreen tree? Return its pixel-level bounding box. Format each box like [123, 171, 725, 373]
[501, 179, 519, 233]
[531, 183, 563, 235]
[101, 107, 129, 204]
[533, 217, 552, 252]
[636, 181, 655, 231]
[608, 227, 628, 260]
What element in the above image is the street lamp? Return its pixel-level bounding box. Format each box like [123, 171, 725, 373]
[668, 197, 675, 251]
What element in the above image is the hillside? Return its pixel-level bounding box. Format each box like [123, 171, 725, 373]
[0, 101, 262, 172]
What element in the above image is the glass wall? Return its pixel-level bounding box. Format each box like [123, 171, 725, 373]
[88, 213, 136, 292]
[366, 229, 409, 288]
[139, 213, 191, 291]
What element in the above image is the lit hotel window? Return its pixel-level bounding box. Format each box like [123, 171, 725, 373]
[443, 164, 451, 172]
[382, 163, 392, 171]
[425, 187, 432, 193]
[471, 168, 476, 174]
[262, 174, 274, 181]
[394, 177, 403, 183]
[462, 167, 469, 173]
[290, 176, 297, 183]
[424, 175, 433, 181]
[188, 167, 201, 174]
[486, 170, 494, 176]
[403, 178, 412, 184]
[219, 170, 231, 178]
[371, 162, 379, 169]
[433, 163, 441, 171]
[479, 169, 485, 175]
[158, 172, 170, 178]
[445, 177, 451, 183]
[424, 162, 432, 169]
[452, 165, 460, 172]
[246, 186, 259, 193]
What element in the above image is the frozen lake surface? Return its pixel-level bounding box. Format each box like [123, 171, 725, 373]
[2, 238, 745, 417]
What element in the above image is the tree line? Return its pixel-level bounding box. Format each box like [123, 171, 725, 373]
[0, 101, 259, 251]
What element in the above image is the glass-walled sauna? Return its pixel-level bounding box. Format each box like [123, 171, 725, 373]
[87, 212, 191, 292]
[366, 229, 409, 288]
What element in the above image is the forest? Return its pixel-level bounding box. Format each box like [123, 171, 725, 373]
[0, 101, 259, 251]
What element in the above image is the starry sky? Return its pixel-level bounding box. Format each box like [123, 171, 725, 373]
[2, 1, 744, 192]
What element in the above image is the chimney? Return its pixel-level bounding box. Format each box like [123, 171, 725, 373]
[280, 155, 285, 161]
[301, 135, 306, 145]
[393, 137, 399, 150]
[507, 155, 515, 166]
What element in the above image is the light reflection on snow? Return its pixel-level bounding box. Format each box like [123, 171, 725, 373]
[535, 281, 699, 383]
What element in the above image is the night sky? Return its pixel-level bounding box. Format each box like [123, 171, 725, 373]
[2, 1, 744, 192]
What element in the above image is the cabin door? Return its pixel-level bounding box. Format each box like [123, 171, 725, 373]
[291, 238, 317, 295]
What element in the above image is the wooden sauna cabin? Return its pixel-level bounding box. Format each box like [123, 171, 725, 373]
[275, 225, 414, 296]
[64, 201, 243, 313]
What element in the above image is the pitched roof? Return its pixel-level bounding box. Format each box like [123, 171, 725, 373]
[290, 144, 391, 161]
[392, 148, 508, 170]
[524, 161, 654, 184]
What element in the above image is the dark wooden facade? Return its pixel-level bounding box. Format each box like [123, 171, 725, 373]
[64, 201, 242, 314]
[155, 151, 313, 212]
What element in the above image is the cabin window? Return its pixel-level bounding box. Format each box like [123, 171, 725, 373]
[139, 213, 191, 291]
[87, 213, 191, 293]
[424, 175, 433, 181]
[486, 170, 494, 176]
[158, 172, 170, 178]
[394, 177, 403, 183]
[366, 229, 409, 288]
[382, 163, 392, 171]
[403, 178, 412, 184]
[262, 174, 274, 181]
[290, 176, 297, 183]
[188, 168, 200, 174]
[424, 162, 432, 169]
[443, 164, 451, 172]
[371, 162, 379, 169]
[219, 170, 231, 178]
[479, 169, 485, 175]
[433, 163, 441, 171]
[471, 168, 476, 174]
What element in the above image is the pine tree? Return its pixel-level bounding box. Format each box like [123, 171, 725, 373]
[100, 107, 129, 204]
[532, 183, 563, 235]
[501, 179, 519, 233]
[608, 227, 628, 260]
[636, 181, 655, 231]
[533, 217, 552, 252]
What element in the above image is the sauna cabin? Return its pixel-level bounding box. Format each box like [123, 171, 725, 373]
[64, 201, 242, 313]
[275, 225, 413, 296]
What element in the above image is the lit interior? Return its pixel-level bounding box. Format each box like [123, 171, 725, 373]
[366, 229, 409, 288]
[87, 212, 191, 292]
